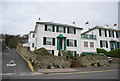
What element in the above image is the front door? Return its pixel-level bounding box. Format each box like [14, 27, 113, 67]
[59, 38, 63, 50]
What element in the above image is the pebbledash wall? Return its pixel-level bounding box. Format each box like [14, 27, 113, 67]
[27, 22, 83, 56]
[25, 22, 120, 56]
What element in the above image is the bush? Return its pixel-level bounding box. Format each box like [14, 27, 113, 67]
[96, 48, 120, 58]
[47, 65, 51, 69]
[96, 48, 107, 55]
[107, 48, 120, 58]
[33, 48, 50, 55]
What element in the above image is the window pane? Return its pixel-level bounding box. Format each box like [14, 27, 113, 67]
[90, 42, 94, 47]
[47, 26, 52, 31]
[69, 39, 74, 46]
[46, 37, 52, 45]
[59, 27, 64, 33]
[84, 42, 88, 47]
[69, 28, 74, 34]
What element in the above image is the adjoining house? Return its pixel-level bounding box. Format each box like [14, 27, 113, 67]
[81, 25, 120, 54]
[25, 21, 120, 56]
[27, 22, 83, 56]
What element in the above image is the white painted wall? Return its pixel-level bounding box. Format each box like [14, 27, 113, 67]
[33, 24, 82, 56]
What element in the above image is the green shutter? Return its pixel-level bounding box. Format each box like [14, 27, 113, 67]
[74, 51, 77, 56]
[74, 29, 76, 34]
[52, 26, 55, 32]
[64, 27, 66, 33]
[105, 30, 107, 37]
[52, 38, 55, 46]
[67, 28, 69, 34]
[52, 50, 54, 55]
[109, 30, 111, 37]
[67, 39, 69, 46]
[43, 37, 46, 45]
[56, 26, 59, 32]
[116, 31, 118, 38]
[106, 41, 108, 48]
[74, 40, 77, 47]
[99, 29, 101, 36]
[100, 40, 102, 47]
[45, 25, 47, 31]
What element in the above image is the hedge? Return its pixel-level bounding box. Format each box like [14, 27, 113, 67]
[96, 48, 120, 58]
[33, 47, 50, 55]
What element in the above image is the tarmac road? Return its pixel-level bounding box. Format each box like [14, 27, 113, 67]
[2, 49, 31, 73]
[2, 69, 118, 79]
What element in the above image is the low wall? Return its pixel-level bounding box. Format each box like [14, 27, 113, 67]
[17, 44, 111, 69]
[78, 55, 110, 67]
[16, 44, 72, 69]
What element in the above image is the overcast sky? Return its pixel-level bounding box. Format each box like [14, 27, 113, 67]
[2, 2, 118, 35]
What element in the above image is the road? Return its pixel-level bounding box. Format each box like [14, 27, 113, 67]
[2, 69, 118, 79]
[2, 49, 119, 79]
[2, 49, 31, 73]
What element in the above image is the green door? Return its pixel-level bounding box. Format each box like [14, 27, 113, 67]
[59, 38, 62, 50]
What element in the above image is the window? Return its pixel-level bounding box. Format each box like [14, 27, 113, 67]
[43, 37, 55, 46]
[32, 43, 34, 47]
[48, 50, 54, 55]
[109, 30, 114, 37]
[84, 42, 88, 47]
[90, 42, 94, 47]
[45, 25, 55, 32]
[67, 39, 77, 47]
[101, 30, 105, 37]
[100, 40, 108, 48]
[33, 34, 35, 38]
[47, 26, 52, 31]
[69, 39, 74, 46]
[46, 37, 52, 45]
[69, 28, 74, 34]
[112, 31, 114, 38]
[58, 27, 64, 33]
[68, 28, 76, 34]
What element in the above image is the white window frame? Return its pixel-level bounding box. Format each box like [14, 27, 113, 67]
[69, 39, 74, 47]
[46, 37, 52, 45]
[101, 30, 105, 37]
[47, 26, 52, 32]
[59, 27, 64, 33]
[69, 28, 74, 34]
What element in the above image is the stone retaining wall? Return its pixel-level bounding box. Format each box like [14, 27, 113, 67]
[16, 44, 72, 69]
[17, 44, 111, 69]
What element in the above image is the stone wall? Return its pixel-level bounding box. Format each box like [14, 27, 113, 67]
[16, 44, 72, 69]
[17, 44, 111, 69]
[78, 55, 110, 67]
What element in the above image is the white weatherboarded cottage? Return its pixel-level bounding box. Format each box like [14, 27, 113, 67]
[81, 26, 120, 54]
[28, 22, 83, 56]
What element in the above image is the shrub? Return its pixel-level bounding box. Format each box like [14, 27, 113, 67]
[96, 48, 108, 54]
[47, 65, 51, 69]
[96, 48, 120, 58]
[107, 48, 120, 58]
[33, 48, 50, 55]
